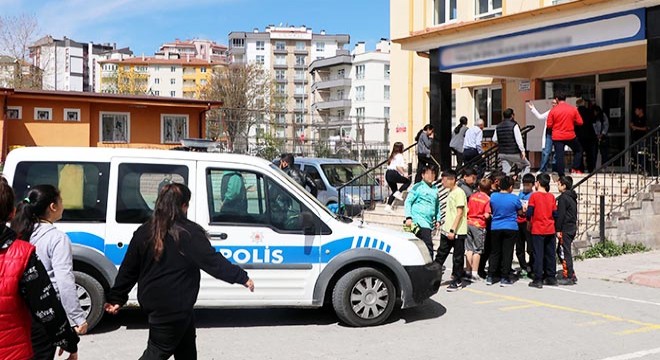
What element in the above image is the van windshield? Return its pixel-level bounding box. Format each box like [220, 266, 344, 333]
[321, 164, 374, 187]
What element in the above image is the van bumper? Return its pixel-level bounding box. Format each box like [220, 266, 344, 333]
[402, 262, 443, 308]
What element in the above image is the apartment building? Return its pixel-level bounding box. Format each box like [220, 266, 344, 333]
[158, 39, 228, 63]
[96, 54, 223, 99]
[228, 25, 349, 146]
[29, 36, 132, 92]
[309, 39, 390, 148]
[391, 0, 659, 169]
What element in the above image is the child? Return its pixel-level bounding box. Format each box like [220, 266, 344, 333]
[527, 173, 558, 289]
[556, 176, 578, 285]
[434, 169, 468, 292]
[405, 164, 440, 258]
[487, 176, 522, 287]
[478, 171, 505, 279]
[465, 178, 492, 282]
[516, 173, 535, 276]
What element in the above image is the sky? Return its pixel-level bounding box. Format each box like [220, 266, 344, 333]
[2, 0, 390, 55]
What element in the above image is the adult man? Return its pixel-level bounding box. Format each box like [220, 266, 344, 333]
[463, 119, 485, 175]
[528, 99, 557, 173]
[631, 106, 649, 143]
[547, 94, 584, 177]
[279, 153, 318, 197]
[493, 108, 530, 176]
[576, 98, 597, 173]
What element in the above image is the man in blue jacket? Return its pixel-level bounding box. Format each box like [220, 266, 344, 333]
[405, 163, 440, 257]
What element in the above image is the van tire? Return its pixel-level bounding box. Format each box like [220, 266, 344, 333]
[74, 271, 105, 332]
[332, 267, 396, 327]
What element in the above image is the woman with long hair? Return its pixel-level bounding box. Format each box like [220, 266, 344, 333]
[11, 185, 87, 359]
[0, 178, 79, 360]
[105, 183, 254, 359]
[415, 124, 434, 183]
[450, 116, 469, 168]
[593, 105, 610, 167]
[385, 142, 411, 212]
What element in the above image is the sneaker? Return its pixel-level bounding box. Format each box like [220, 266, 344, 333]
[528, 280, 543, 289]
[384, 204, 393, 213]
[500, 278, 514, 287]
[471, 275, 481, 283]
[447, 281, 461, 292]
[393, 191, 403, 201]
[557, 278, 575, 286]
[485, 276, 500, 286]
[543, 278, 558, 286]
[461, 274, 473, 282]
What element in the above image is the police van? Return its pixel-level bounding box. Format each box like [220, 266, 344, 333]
[3, 147, 442, 329]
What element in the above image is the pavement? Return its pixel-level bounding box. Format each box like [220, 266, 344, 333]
[575, 249, 660, 287]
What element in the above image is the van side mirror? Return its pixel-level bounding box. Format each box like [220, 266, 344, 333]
[302, 212, 317, 235]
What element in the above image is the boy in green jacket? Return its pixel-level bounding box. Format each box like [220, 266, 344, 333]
[405, 164, 440, 258]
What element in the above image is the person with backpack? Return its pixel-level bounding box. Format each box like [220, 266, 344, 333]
[414, 124, 434, 183]
[450, 116, 468, 168]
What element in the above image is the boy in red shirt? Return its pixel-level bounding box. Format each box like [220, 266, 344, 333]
[465, 178, 492, 282]
[526, 173, 558, 288]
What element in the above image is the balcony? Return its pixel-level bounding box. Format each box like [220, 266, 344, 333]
[308, 54, 352, 72]
[273, 48, 288, 54]
[311, 98, 352, 111]
[294, 48, 308, 55]
[294, 92, 308, 98]
[273, 62, 288, 69]
[311, 77, 351, 91]
[293, 76, 307, 84]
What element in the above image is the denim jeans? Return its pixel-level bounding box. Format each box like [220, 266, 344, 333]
[539, 133, 554, 173]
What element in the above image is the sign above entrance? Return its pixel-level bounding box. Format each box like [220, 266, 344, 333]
[438, 9, 645, 71]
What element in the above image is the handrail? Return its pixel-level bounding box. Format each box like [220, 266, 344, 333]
[573, 125, 660, 188]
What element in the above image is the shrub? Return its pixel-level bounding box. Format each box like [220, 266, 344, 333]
[575, 240, 650, 260]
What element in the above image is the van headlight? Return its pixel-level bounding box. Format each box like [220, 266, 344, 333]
[410, 238, 432, 264]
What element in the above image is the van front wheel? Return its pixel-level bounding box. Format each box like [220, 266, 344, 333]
[332, 267, 396, 327]
[74, 271, 105, 332]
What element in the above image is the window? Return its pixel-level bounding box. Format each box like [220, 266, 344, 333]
[296, 41, 306, 51]
[275, 113, 286, 124]
[295, 98, 305, 110]
[170, 91, 176, 97]
[303, 166, 326, 191]
[384, 107, 390, 119]
[474, 87, 502, 126]
[384, 85, 390, 100]
[295, 84, 305, 95]
[337, 109, 345, 120]
[275, 41, 286, 51]
[321, 163, 373, 187]
[295, 55, 306, 66]
[162, 114, 189, 143]
[170, 78, 176, 85]
[355, 65, 365, 79]
[384, 64, 390, 79]
[201, 67, 207, 73]
[200, 79, 207, 85]
[295, 69, 305, 81]
[316, 42, 325, 52]
[232, 38, 245, 48]
[434, 0, 458, 24]
[170, 66, 176, 72]
[100, 112, 129, 143]
[154, 65, 160, 71]
[155, 78, 160, 84]
[136, 66, 148, 73]
[34, 107, 52, 121]
[276, 83, 286, 95]
[275, 69, 286, 80]
[336, 89, 344, 100]
[13, 161, 110, 222]
[356, 86, 365, 101]
[256, 41, 265, 51]
[64, 108, 80, 122]
[206, 169, 308, 232]
[275, 55, 286, 65]
[154, 90, 160, 96]
[475, 0, 502, 19]
[295, 113, 304, 123]
[256, 55, 265, 65]
[6, 106, 21, 120]
[337, 68, 345, 79]
[116, 163, 188, 223]
[356, 107, 365, 121]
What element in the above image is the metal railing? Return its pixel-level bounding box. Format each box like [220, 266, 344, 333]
[572, 125, 660, 244]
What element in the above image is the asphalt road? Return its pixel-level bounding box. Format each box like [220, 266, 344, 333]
[77, 274, 660, 360]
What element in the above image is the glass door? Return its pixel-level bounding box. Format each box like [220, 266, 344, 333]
[598, 82, 629, 170]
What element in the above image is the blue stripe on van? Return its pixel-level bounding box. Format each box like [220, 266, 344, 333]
[66, 232, 391, 266]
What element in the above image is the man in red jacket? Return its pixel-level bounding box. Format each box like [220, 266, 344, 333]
[547, 94, 584, 176]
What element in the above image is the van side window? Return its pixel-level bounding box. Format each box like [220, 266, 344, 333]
[116, 163, 188, 224]
[303, 166, 326, 191]
[207, 169, 267, 225]
[206, 169, 306, 232]
[12, 161, 110, 222]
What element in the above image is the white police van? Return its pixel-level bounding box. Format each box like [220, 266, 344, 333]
[3, 147, 442, 329]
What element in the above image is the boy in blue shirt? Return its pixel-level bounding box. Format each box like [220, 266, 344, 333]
[487, 176, 523, 286]
[405, 164, 440, 258]
[517, 173, 535, 276]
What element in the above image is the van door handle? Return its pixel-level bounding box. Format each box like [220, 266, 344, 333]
[210, 233, 228, 240]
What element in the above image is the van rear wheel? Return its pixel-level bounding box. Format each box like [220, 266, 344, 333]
[74, 271, 105, 332]
[332, 267, 396, 327]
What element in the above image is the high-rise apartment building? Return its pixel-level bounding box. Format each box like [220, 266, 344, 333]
[228, 25, 349, 145]
[29, 36, 132, 92]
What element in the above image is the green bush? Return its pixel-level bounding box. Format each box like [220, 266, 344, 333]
[575, 240, 650, 260]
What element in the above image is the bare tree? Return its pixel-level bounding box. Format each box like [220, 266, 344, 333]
[201, 63, 274, 153]
[0, 14, 42, 89]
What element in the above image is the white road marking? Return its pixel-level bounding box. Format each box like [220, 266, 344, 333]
[546, 286, 660, 307]
[598, 347, 660, 360]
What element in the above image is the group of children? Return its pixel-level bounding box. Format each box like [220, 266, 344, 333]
[404, 165, 578, 292]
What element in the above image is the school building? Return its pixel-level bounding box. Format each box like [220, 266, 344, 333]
[391, 0, 660, 169]
[0, 88, 222, 160]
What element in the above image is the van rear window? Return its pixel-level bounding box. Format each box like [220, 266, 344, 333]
[12, 161, 110, 222]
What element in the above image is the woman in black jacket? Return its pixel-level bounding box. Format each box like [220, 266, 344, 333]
[105, 183, 254, 359]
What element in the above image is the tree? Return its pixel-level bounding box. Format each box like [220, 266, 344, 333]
[201, 63, 274, 153]
[101, 67, 149, 95]
[0, 14, 42, 89]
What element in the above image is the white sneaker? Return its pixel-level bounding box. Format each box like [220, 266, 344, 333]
[384, 204, 393, 213]
[393, 191, 403, 201]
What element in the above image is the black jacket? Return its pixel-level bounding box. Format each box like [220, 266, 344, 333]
[107, 219, 249, 323]
[555, 190, 578, 234]
[283, 166, 318, 197]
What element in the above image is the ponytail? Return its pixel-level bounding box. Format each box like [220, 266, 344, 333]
[11, 184, 60, 240]
[150, 183, 191, 261]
